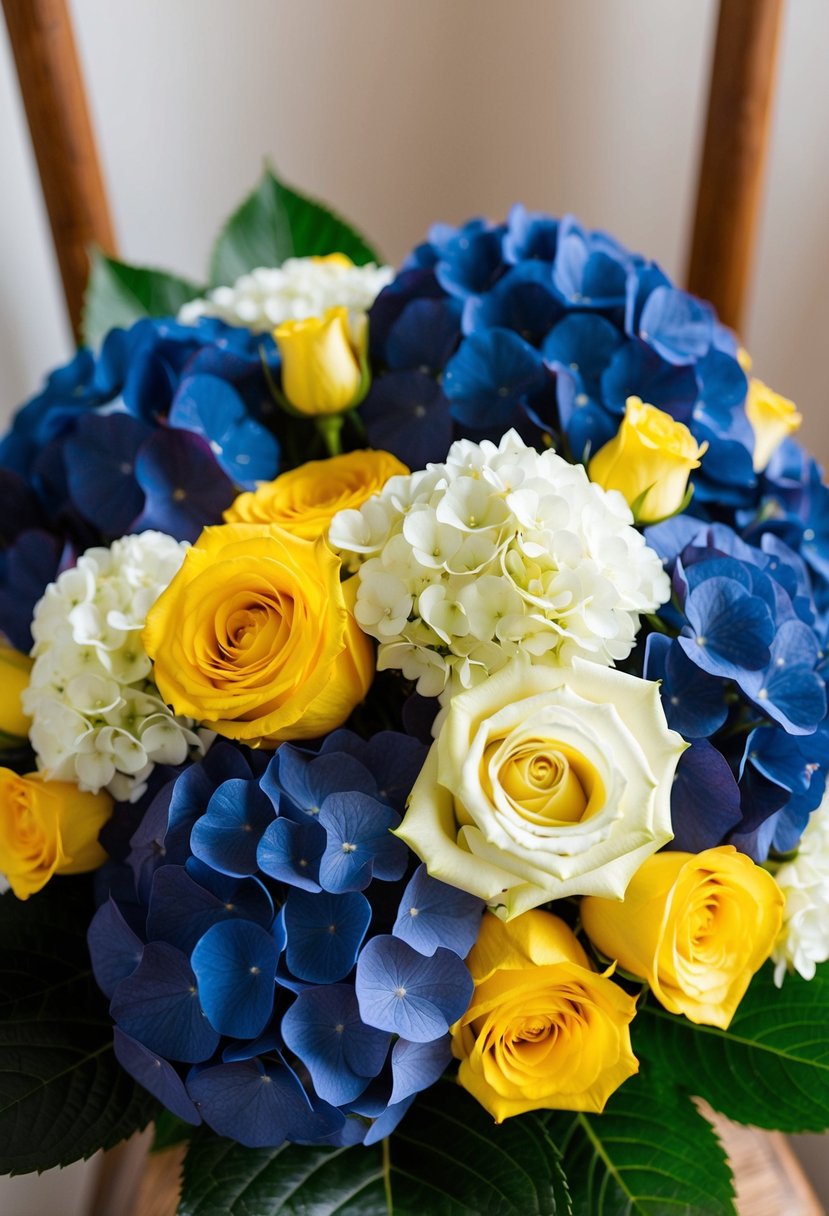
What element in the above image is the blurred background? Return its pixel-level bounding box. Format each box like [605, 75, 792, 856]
[1, 0, 828, 1210]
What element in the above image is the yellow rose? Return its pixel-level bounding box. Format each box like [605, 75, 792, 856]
[453, 909, 638, 1120]
[588, 396, 707, 523]
[0, 644, 32, 738]
[142, 523, 374, 746]
[745, 377, 802, 472]
[224, 449, 408, 539]
[0, 769, 112, 899]
[581, 846, 784, 1028]
[274, 305, 366, 417]
[397, 658, 684, 917]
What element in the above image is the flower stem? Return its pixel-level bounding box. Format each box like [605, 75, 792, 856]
[316, 414, 345, 457]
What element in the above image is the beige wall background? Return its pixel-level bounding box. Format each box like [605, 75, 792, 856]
[1, 0, 828, 1210]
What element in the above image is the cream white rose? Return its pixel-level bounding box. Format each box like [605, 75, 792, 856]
[397, 658, 686, 917]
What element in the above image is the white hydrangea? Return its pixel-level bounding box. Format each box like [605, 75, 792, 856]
[178, 257, 394, 332]
[772, 793, 829, 985]
[23, 532, 205, 801]
[330, 430, 670, 698]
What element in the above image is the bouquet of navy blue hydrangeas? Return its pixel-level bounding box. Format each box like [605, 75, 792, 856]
[0, 169, 827, 1215]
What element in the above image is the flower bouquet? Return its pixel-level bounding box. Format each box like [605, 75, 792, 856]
[1, 169, 827, 1215]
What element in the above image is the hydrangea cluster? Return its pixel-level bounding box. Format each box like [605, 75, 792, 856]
[88, 732, 483, 1147]
[331, 429, 669, 696]
[772, 789, 829, 984]
[644, 517, 829, 860]
[23, 532, 203, 801]
[0, 317, 282, 650]
[179, 258, 393, 332]
[362, 208, 751, 502]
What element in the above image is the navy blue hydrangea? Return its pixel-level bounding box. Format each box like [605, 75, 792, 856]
[364, 206, 753, 507]
[644, 519, 829, 860]
[88, 732, 483, 1148]
[0, 317, 283, 647]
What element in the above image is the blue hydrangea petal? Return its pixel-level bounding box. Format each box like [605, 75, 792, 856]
[739, 664, 826, 738]
[386, 298, 461, 373]
[600, 339, 698, 418]
[281, 984, 391, 1106]
[318, 731, 427, 814]
[64, 412, 151, 535]
[283, 889, 372, 984]
[263, 746, 377, 821]
[444, 329, 548, 429]
[637, 286, 714, 365]
[110, 942, 220, 1063]
[87, 897, 144, 999]
[696, 349, 749, 414]
[221, 1030, 281, 1063]
[164, 742, 254, 861]
[318, 793, 406, 892]
[256, 816, 325, 892]
[147, 865, 274, 954]
[0, 529, 62, 650]
[392, 865, 484, 958]
[503, 205, 558, 264]
[190, 919, 279, 1039]
[187, 1057, 344, 1148]
[679, 578, 773, 677]
[128, 781, 177, 904]
[362, 1096, 416, 1146]
[552, 221, 629, 308]
[132, 428, 236, 542]
[389, 1035, 452, 1105]
[463, 262, 561, 345]
[541, 314, 623, 392]
[435, 226, 505, 298]
[668, 740, 742, 852]
[355, 936, 474, 1042]
[114, 1029, 201, 1124]
[359, 371, 453, 469]
[190, 779, 276, 877]
[742, 725, 822, 794]
[168, 374, 280, 489]
[644, 634, 728, 738]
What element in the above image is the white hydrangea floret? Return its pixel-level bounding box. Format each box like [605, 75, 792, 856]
[178, 257, 393, 332]
[772, 792, 829, 985]
[23, 532, 205, 801]
[330, 429, 671, 698]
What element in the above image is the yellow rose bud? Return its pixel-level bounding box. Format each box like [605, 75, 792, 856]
[0, 644, 33, 738]
[745, 377, 802, 472]
[274, 306, 365, 417]
[143, 523, 374, 747]
[581, 846, 784, 1029]
[0, 769, 112, 899]
[224, 449, 408, 539]
[588, 396, 707, 524]
[453, 909, 638, 1120]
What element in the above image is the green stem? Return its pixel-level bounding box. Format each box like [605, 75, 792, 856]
[316, 414, 346, 457]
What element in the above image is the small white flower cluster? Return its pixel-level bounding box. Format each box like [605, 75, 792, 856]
[330, 430, 670, 698]
[178, 257, 394, 332]
[772, 793, 829, 985]
[23, 532, 204, 801]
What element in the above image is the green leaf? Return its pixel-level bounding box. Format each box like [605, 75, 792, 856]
[209, 167, 381, 289]
[0, 877, 159, 1174]
[152, 1109, 195, 1155]
[82, 253, 204, 347]
[178, 1082, 569, 1216]
[546, 1068, 736, 1216]
[635, 961, 829, 1132]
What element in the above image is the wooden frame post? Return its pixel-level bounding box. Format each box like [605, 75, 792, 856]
[686, 0, 785, 333]
[3, 0, 116, 343]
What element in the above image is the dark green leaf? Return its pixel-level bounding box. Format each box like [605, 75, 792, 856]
[0, 877, 159, 1174]
[635, 962, 829, 1132]
[178, 1082, 569, 1216]
[153, 1109, 195, 1155]
[83, 253, 204, 347]
[209, 167, 381, 288]
[546, 1068, 736, 1216]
